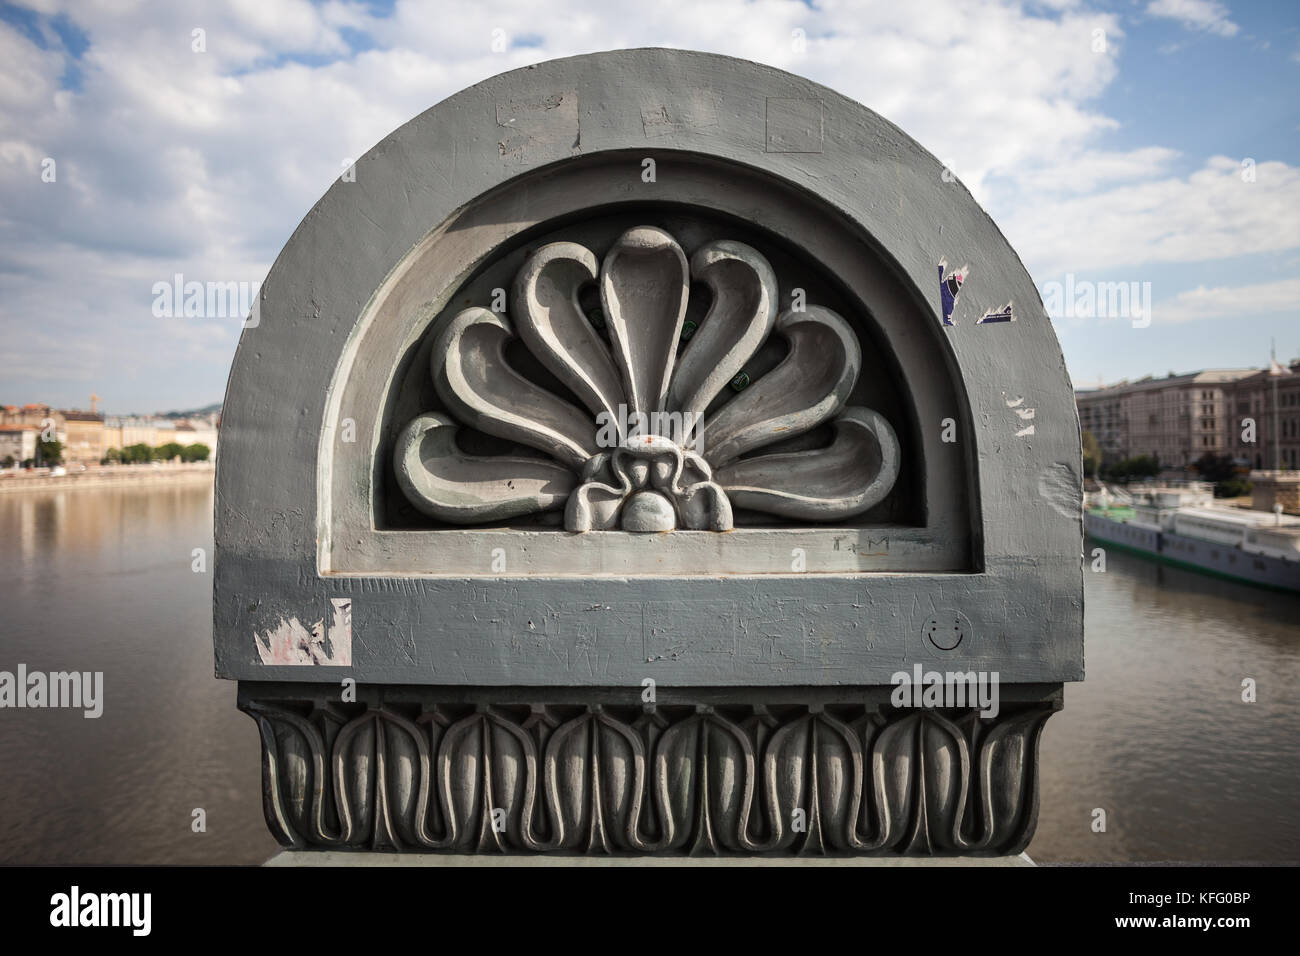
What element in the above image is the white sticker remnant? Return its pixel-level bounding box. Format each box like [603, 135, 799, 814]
[979, 302, 1014, 324]
[1004, 395, 1036, 437]
[255, 599, 353, 666]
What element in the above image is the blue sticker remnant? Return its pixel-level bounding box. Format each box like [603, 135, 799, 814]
[938, 259, 968, 326]
[979, 303, 1014, 324]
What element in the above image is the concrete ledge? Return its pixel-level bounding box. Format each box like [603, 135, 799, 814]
[266, 851, 1035, 867]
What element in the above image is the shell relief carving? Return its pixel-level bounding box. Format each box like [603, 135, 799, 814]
[394, 226, 900, 532]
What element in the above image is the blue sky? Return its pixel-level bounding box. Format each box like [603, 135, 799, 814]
[0, 0, 1296, 413]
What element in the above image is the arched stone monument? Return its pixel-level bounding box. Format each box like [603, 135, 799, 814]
[216, 49, 1083, 856]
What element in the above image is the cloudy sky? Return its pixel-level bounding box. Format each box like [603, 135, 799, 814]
[1, 0, 1297, 414]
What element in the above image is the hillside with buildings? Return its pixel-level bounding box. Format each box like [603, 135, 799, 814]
[0, 399, 220, 468]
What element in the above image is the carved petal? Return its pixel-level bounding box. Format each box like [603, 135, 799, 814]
[871, 712, 969, 853]
[701, 305, 861, 467]
[760, 712, 866, 854]
[810, 711, 868, 854]
[565, 480, 627, 532]
[512, 242, 625, 421]
[969, 707, 1053, 853]
[653, 712, 758, 853]
[436, 711, 540, 853]
[332, 708, 438, 849]
[433, 307, 597, 470]
[601, 227, 689, 419]
[540, 710, 650, 852]
[394, 413, 574, 523]
[760, 716, 811, 852]
[675, 481, 734, 531]
[668, 240, 778, 427]
[715, 407, 899, 520]
[241, 701, 339, 847]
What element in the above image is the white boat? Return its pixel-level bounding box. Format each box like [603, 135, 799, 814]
[1084, 481, 1300, 592]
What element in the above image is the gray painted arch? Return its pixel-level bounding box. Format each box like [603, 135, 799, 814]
[215, 48, 1083, 687]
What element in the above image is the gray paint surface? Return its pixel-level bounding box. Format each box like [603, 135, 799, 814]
[215, 49, 1083, 687]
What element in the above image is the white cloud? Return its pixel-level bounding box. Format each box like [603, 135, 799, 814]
[1157, 278, 1300, 324]
[0, 0, 1287, 408]
[1004, 156, 1300, 276]
[0, 0, 1135, 409]
[1145, 0, 1240, 38]
[1008, 146, 1180, 195]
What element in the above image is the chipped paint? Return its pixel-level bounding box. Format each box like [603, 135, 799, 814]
[496, 90, 580, 165]
[254, 598, 352, 666]
[1004, 395, 1036, 437]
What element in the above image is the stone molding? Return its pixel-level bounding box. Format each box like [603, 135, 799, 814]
[243, 692, 1057, 856]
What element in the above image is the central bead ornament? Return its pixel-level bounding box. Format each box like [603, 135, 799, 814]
[622, 492, 677, 532]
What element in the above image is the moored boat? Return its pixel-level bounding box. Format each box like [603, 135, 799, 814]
[1084, 482, 1300, 593]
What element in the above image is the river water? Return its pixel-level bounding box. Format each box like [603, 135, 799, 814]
[0, 482, 1297, 863]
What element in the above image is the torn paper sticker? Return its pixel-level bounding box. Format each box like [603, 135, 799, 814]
[938, 259, 968, 326]
[255, 598, 352, 666]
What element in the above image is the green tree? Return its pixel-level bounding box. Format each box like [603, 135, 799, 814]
[1102, 454, 1160, 483]
[181, 442, 210, 462]
[1127, 455, 1160, 480]
[124, 442, 152, 463]
[1, 455, 13, 468]
[1081, 430, 1102, 478]
[36, 438, 63, 466]
[1216, 478, 1253, 499]
[1192, 453, 1235, 483]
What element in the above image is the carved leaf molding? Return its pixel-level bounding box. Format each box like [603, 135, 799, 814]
[394, 226, 901, 532]
[243, 700, 1055, 856]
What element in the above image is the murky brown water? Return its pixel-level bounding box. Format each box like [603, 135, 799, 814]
[0, 482, 269, 864]
[1036, 542, 1300, 861]
[0, 484, 1296, 862]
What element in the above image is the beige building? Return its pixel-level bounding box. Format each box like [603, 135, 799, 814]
[0, 425, 40, 464]
[103, 415, 219, 458]
[104, 417, 162, 450]
[1, 405, 64, 464]
[171, 420, 218, 453]
[0, 403, 56, 429]
[1224, 359, 1300, 471]
[59, 411, 106, 464]
[1076, 369, 1258, 468]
